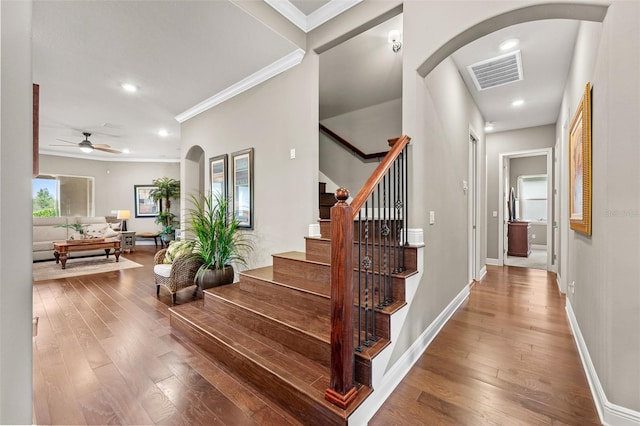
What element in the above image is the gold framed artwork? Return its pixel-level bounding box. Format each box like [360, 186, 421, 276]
[569, 83, 592, 235]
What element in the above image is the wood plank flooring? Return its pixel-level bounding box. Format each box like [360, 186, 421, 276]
[370, 265, 600, 425]
[33, 249, 599, 425]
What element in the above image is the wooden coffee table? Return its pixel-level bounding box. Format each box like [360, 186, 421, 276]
[53, 238, 121, 269]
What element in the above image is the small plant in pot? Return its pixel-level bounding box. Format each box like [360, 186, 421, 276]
[188, 192, 253, 290]
[149, 177, 180, 242]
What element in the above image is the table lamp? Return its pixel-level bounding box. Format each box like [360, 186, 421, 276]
[117, 210, 131, 231]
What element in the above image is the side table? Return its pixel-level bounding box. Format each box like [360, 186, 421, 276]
[120, 231, 136, 253]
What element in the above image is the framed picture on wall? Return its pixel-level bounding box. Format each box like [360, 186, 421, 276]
[569, 82, 592, 235]
[231, 148, 254, 229]
[134, 184, 161, 218]
[209, 154, 228, 200]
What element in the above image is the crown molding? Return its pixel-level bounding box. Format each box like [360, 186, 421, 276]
[175, 48, 305, 123]
[264, 0, 362, 32]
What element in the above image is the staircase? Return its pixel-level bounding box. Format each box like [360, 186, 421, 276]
[319, 182, 335, 220]
[170, 135, 413, 424]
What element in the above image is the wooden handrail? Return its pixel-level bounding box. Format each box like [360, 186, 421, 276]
[349, 135, 411, 215]
[319, 124, 388, 160]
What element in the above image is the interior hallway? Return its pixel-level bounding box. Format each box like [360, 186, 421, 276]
[32, 248, 599, 424]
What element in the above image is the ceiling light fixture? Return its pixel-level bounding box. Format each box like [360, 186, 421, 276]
[158, 129, 169, 137]
[388, 30, 402, 53]
[484, 122, 494, 132]
[512, 99, 524, 107]
[121, 83, 137, 93]
[122, 148, 130, 154]
[499, 38, 519, 51]
[80, 146, 94, 153]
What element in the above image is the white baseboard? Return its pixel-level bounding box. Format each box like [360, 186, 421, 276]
[531, 244, 547, 250]
[478, 265, 487, 281]
[486, 257, 501, 266]
[348, 283, 470, 425]
[565, 299, 640, 426]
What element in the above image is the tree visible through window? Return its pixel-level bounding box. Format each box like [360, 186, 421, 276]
[32, 175, 94, 217]
[517, 174, 547, 222]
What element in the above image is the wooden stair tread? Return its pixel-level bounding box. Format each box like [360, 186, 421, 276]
[170, 303, 370, 420]
[205, 283, 332, 341]
[273, 251, 329, 266]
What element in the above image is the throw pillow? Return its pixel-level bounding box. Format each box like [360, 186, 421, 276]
[84, 223, 110, 239]
[163, 240, 195, 264]
[109, 222, 122, 231]
[103, 228, 119, 238]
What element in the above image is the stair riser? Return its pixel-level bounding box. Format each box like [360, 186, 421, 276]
[306, 238, 418, 273]
[170, 314, 346, 426]
[238, 274, 330, 318]
[272, 257, 331, 297]
[203, 291, 332, 368]
[353, 305, 390, 340]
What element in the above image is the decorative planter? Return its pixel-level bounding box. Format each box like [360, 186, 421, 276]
[197, 265, 234, 290]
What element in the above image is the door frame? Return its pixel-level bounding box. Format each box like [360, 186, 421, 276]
[468, 129, 482, 282]
[498, 147, 553, 268]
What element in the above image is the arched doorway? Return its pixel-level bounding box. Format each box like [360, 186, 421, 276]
[182, 145, 205, 239]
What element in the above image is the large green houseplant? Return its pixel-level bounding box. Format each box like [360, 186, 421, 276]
[149, 177, 180, 242]
[188, 192, 252, 289]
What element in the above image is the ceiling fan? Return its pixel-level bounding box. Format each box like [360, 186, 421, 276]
[51, 132, 121, 154]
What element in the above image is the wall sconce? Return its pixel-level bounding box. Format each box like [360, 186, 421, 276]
[388, 30, 402, 53]
[117, 210, 131, 231]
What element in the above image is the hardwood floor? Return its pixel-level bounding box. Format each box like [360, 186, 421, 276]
[370, 266, 600, 425]
[33, 249, 599, 425]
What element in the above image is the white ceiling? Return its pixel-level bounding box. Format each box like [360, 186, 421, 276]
[34, 1, 582, 162]
[34, 0, 298, 162]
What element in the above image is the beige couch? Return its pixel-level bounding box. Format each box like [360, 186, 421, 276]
[33, 216, 121, 261]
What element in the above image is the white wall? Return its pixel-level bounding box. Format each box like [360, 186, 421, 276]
[558, 3, 640, 411]
[39, 155, 180, 233]
[320, 98, 401, 195]
[180, 53, 319, 269]
[486, 125, 555, 258]
[0, 0, 34, 422]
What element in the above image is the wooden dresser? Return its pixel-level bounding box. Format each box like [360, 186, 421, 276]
[508, 221, 531, 257]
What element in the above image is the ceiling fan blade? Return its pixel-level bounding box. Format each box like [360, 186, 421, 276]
[94, 147, 121, 154]
[49, 144, 77, 148]
[55, 139, 79, 145]
[92, 143, 112, 149]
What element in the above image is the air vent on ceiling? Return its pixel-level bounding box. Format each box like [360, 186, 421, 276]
[467, 50, 523, 91]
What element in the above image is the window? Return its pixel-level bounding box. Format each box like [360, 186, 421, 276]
[517, 174, 547, 223]
[33, 174, 94, 217]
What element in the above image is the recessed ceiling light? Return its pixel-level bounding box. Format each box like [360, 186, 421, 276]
[499, 38, 519, 51]
[122, 148, 130, 154]
[511, 99, 524, 107]
[121, 83, 137, 93]
[484, 122, 494, 131]
[158, 129, 169, 137]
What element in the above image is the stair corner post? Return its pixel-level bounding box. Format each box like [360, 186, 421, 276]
[325, 187, 358, 409]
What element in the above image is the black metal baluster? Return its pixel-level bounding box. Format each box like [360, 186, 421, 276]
[356, 211, 363, 352]
[404, 146, 408, 270]
[369, 193, 376, 344]
[363, 203, 370, 346]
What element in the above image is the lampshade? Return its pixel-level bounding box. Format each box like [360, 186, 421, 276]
[117, 210, 131, 220]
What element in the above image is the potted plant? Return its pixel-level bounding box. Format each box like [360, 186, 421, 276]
[149, 177, 180, 242]
[188, 192, 253, 290]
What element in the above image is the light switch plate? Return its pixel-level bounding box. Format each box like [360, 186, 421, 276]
[290, 148, 296, 159]
[429, 211, 435, 225]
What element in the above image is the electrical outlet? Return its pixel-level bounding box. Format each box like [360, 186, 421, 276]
[290, 148, 296, 159]
[532, 234, 536, 239]
[492, 211, 498, 217]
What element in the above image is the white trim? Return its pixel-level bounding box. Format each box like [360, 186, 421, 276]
[348, 282, 470, 425]
[531, 244, 547, 250]
[498, 148, 552, 269]
[39, 150, 180, 163]
[175, 49, 306, 123]
[486, 257, 501, 266]
[565, 299, 640, 426]
[264, 0, 362, 32]
[478, 265, 487, 281]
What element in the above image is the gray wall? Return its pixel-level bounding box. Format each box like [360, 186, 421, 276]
[180, 53, 319, 269]
[319, 98, 401, 195]
[39, 155, 180, 233]
[389, 56, 486, 365]
[486, 125, 555, 259]
[558, 3, 640, 410]
[0, 0, 33, 422]
[510, 155, 547, 245]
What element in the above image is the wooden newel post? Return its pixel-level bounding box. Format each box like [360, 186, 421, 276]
[325, 187, 358, 409]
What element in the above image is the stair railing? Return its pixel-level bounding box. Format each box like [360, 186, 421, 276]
[325, 135, 411, 409]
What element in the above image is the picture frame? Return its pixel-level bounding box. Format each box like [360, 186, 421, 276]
[569, 82, 592, 235]
[209, 154, 228, 200]
[134, 184, 161, 218]
[231, 148, 254, 229]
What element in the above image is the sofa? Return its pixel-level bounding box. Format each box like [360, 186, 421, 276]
[33, 216, 122, 261]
